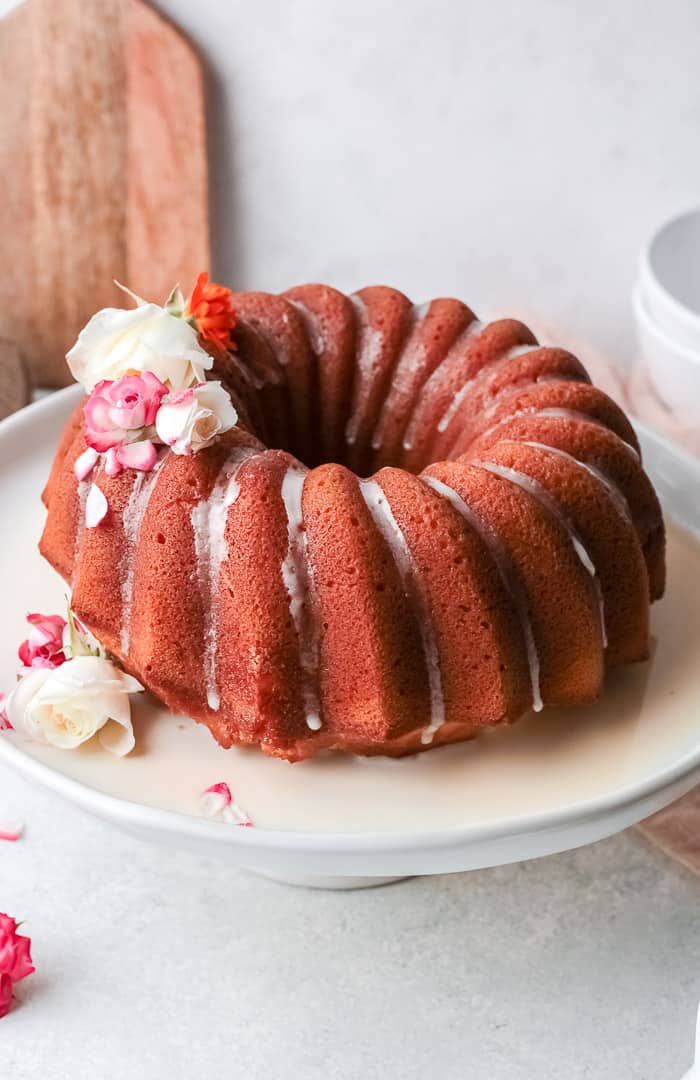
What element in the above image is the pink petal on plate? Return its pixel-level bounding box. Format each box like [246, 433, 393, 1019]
[200, 782, 252, 827]
[116, 440, 157, 471]
[0, 693, 11, 731]
[222, 804, 253, 827]
[74, 446, 99, 481]
[0, 822, 24, 843]
[85, 483, 108, 528]
[200, 782, 232, 818]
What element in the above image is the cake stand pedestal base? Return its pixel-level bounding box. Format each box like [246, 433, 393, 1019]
[247, 869, 411, 890]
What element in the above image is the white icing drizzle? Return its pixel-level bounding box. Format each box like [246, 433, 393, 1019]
[517, 441, 633, 524]
[435, 342, 539, 436]
[280, 465, 322, 732]
[421, 474, 543, 712]
[190, 447, 260, 711]
[360, 479, 445, 744]
[120, 463, 163, 654]
[475, 461, 607, 648]
[229, 349, 272, 391]
[478, 372, 587, 425]
[401, 318, 485, 452]
[345, 295, 385, 447]
[287, 298, 325, 357]
[477, 406, 640, 458]
[73, 479, 90, 582]
[371, 302, 430, 453]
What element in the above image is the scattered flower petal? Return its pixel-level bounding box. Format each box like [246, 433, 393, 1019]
[74, 446, 99, 481]
[201, 781, 232, 816]
[104, 447, 121, 476]
[0, 913, 34, 987]
[85, 484, 108, 528]
[0, 694, 11, 731]
[0, 973, 12, 1019]
[0, 823, 24, 843]
[222, 804, 253, 827]
[115, 439, 157, 472]
[200, 782, 252, 827]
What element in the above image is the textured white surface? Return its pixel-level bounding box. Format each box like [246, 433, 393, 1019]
[1, 1, 700, 1075]
[2, 770, 700, 1080]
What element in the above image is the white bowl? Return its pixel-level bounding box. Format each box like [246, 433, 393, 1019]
[633, 285, 700, 419]
[639, 207, 700, 350]
[2, 387, 700, 888]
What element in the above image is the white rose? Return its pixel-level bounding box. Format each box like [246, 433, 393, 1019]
[6, 656, 143, 757]
[66, 303, 213, 392]
[155, 381, 238, 455]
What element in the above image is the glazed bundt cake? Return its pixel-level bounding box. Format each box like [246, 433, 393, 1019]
[40, 285, 665, 761]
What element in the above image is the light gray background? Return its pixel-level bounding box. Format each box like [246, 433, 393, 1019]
[2, 1, 699, 1076]
[5, 0, 700, 361]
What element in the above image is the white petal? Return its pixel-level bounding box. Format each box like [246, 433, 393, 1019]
[66, 303, 212, 392]
[195, 382, 238, 430]
[5, 669, 52, 740]
[98, 715, 135, 757]
[85, 484, 108, 528]
[74, 446, 99, 481]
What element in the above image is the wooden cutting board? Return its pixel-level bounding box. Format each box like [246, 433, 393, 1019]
[0, 0, 210, 387]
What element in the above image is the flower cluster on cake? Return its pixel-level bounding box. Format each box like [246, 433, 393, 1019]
[3, 274, 241, 757]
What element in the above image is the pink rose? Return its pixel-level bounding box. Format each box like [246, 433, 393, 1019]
[0, 914, 34, 985]
[84, 372, 168, 453]
[18, 613, 67, 670]
[0, 974, 12, 1019]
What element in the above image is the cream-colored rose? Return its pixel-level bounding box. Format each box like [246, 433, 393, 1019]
[6, 656, 143, 756]
[155, 381, 238, 455]
[66, 303, 213, 393]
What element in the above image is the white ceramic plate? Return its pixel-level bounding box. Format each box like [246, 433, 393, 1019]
[1, 385, 700, 887]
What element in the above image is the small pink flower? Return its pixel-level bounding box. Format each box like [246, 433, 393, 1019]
[84, 372, 168, 453]
[0, 974, 12, 1019]
[0, 914, 34, 986]
[18, 613, 67, 670]
[0, 693, 10, 731]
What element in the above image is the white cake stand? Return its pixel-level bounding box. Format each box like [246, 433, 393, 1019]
[1, 387, 700, 889]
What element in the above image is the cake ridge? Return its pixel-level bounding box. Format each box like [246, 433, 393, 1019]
[280, 462, 322, 732]
[421, 472, 544, 714]
[360, 476, 446, 745]
[473, 460, 607, 649]
[191, 445, 261, 711]
[119, 462, 164, 654]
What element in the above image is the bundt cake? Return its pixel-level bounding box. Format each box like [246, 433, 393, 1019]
[40, 284, 665, 761]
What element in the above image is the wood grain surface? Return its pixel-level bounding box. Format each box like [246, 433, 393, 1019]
[0, 339, 30, 420]
[0, 0, 209, 388]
